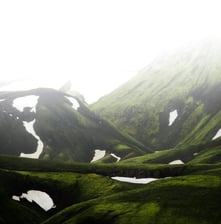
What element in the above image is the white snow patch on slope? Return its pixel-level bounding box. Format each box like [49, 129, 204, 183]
[212, 128, 221, 140]
[65, 96, 79, 110]
[0, 99, 5, 102]
[20, 120, 44, 159]
[169, 160, 184, 165]
[110, 153, 121, 162]
[168, 110, 178, 126]
[13, 95, 39, 112]
[91, 149, 106, 162]
[111, 177, 158, 184]
[12, 195, 20, 201]
[13, 190, 55, 211]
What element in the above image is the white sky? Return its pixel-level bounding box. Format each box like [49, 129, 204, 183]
[0, 0, 221, 103]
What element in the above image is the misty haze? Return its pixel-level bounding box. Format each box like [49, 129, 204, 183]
[1, 1, 221, 224]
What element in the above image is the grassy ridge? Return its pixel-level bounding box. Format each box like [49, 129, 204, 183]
[42, 175, 221, 224]
[121, 138, 221, 165]
[91, 40, 221, 150]
[0, 88, 148, 162]
[1, 155, 221, 223]
[0, 155, 187, 178]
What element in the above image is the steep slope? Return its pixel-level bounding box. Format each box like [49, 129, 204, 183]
[92, 40, 221, 150]
[0, 88, 147, 162]
[42, 175, 221, 224]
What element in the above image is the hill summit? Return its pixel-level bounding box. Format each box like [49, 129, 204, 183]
[92, 40, 221, 150]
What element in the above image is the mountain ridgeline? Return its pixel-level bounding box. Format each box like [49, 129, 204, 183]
[0, 88, 147, 162]
[92, 40, 221, 151]
[2, 40, 221, 224]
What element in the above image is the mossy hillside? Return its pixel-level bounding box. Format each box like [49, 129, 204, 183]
[35, 92, 146, 162]
[0, 88, 147, 162]
[0, 196, 46, 224]
[121, 138, 221, 165]
[0, 170, 48, 224]
[42, 175, 221, 224]
[0, 155, 187, 178]
[0, 168, 137, 224]
[92, 40, 221, 150]
[1, 155, 221, 223]
[0, 95, 37, 155]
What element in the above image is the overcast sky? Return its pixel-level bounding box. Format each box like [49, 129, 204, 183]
[0, 0, 221, 103]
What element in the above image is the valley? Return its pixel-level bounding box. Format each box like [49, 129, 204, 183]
[1, 40, 221, 223]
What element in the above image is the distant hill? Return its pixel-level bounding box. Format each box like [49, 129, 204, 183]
[0, 88, 147, 162]
[92, 40, 221, 150]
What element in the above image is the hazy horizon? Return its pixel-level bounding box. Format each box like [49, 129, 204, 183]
[1, 0, 221, 103]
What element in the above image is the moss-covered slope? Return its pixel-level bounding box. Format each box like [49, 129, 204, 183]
[121, 138, 221, 165]
[42, 175, 221, 224]
[1, 155, 221, 224]
[0, 88, 147, 162]
[92, 40, 221, 150]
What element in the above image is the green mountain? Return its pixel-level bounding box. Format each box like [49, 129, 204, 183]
[2, 40, 221, 223]
[92, 40, 221, 150]
[0, 88, 147, 162]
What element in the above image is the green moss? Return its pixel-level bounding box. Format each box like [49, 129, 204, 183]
[42, 175, 221, 224]
[91, 41, 221, 150]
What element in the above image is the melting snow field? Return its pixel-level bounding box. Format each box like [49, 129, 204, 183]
[91, 149, 106, 162]
[21, 120, 44, 159]
[168, 110, 178, 126]
[212, 128, 221, 140]
[111, 176, 158, 184]
[169, 160, 184, 165]
[110, 153, 121, 162]
[11, 95, 44, 159]
[12, 190, 55, 211]
[65, 96, 79, 110]
[13, 95, 39, 112]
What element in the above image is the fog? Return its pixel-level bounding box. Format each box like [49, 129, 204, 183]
[1, 0, 221, 103]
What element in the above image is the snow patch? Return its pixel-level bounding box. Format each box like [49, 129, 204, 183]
[65, 96, 79, 110]
[12, 195, 20, 201]
[91, 149, 106, 162]
[20, 120, 44, 159]
[0, 99, 5, 102]
[212, 128, 221, 140]
[110, 153, 121, 162]
[13, 95, 39, 112]
[169, 160, 184, 165]
[12, 190, 55, 211]
[168, 110, 178, 126]
[111, 176, 158, 184]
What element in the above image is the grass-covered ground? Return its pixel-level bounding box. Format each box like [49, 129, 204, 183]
[42, 175, 221, 224]
[1, 155, 221, 223]
[121, 138, 221, 165]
